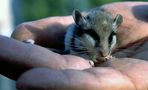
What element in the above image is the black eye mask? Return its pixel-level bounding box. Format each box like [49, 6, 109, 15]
[108, 31, 117, 46]
[83, 29, 100, 43]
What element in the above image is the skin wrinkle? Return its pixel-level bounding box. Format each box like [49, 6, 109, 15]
[119, 61, 148, 90]
[85, 67, 127, 90]
[84, 68, 104, 90]
[122, 70, 141, 90]
[97, 58, 148, 89]
[61, 70, 72, 90]
[62, 70, 81, 90]
[119, 70, 137, 90]
[137, 65, 148, 90]
[126, 68, 147, 90]
[66, 70, 101, 90]
[46, 69, 100, 90]
[83, 69, 102, 90]
[113, 61, 142, 90]
[47, 69, 70, 90]
[100, 69, 127, 89]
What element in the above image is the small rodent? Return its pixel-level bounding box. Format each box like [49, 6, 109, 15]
[23, 8, 123, 63]
[64, 8, 123, 63]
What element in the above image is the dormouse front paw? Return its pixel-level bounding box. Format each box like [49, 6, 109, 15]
[104, 55, 112, 60]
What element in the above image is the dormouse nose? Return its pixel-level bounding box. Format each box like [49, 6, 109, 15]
[99, 49, 109, 57]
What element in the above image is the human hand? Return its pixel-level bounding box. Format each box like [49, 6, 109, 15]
[17, 58, 148, 90]
[11, 1, 148, 90]
[0, 35, 93, 80]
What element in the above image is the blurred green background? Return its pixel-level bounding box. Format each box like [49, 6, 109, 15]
[14, 0, 148, 25]
[13, 0, 125, 26]
[1, 0, 148, 90]
[21, 0, 121, 22]
[21, 0, 148, 22]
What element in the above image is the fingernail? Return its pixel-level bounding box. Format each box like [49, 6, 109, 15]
[89, 61, 94, 66]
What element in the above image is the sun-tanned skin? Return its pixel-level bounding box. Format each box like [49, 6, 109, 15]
[0, 1, 147, 90]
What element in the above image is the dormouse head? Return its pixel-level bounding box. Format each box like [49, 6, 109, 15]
[72, 9, 123, 61]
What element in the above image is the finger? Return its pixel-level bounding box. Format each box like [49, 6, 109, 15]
[113, 40, 148, 59]
[97, 57, 148, 90]
[104, 58, 148, 90]
[89, 60, 95, 66]
[17, 59, 148, 90]
[16, 67, 135, 90]
[63, 55, 93, 69]
[11, 16, 73, 48]
[98, 57, 147, 70]
[0, 36, 91, 80]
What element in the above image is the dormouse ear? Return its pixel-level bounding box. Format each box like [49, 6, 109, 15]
[113, 14, 123, 32]
[113, 14, 123, 27]
[72, 9, 86, 26]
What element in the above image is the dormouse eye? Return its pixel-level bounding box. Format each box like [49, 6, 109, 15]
[109, 34, 113, 45]
[95, 41, 99, 47]
[84, 29, 100, 43]
[86, 16, 90, 20]
[108, 32, 117, 48]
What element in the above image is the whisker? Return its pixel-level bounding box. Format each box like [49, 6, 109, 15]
[65, 34, 85, 43]
[72, 50, 94, 54]
[65, 34, 95, 55]
[115, 48, 134, 50]
[64, 44, 87, 50]
[115, 51, 134, 54]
